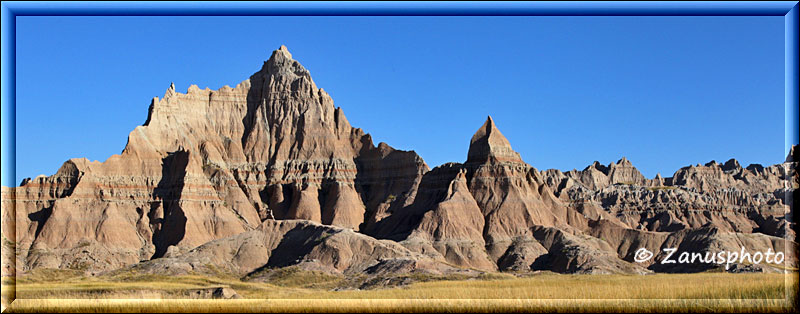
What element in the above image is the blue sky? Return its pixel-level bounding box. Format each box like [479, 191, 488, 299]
[10, 15, 788, 186]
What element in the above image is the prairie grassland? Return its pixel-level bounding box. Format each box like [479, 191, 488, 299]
[5, 298, 798, 314]
[3, 272, 797, 313]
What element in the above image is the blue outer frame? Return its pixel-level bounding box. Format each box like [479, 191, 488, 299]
[0, 1, 798, 16]
[1, 1, 798, 187]
[0, 2, 798, 310]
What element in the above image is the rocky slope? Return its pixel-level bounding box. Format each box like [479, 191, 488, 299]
[2, 46, 796, 278]
[541, 150, 794, 240]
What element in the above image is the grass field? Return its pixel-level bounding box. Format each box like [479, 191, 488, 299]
[2, 271, 798, 313]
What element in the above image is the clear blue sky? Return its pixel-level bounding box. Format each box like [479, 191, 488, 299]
[11, 16, 789, 186]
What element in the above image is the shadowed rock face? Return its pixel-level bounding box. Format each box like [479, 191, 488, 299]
[151, 149, 190, 259]
[1, 46, 796, 277]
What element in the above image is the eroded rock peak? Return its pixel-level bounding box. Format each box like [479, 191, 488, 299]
[466, 116, 523, 164]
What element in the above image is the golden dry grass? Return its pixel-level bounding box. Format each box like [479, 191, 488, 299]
[4, 298, 798, 313]
[313, 273, 794, 300]
[3, 272, 797, 313]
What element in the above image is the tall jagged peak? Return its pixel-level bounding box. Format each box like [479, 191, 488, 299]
[259, 45, 311, 81]
[276, 45, 292, 58]
[466, 116, 523, 164]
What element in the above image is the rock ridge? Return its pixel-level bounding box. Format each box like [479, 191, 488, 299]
[2, 46, 796, 277]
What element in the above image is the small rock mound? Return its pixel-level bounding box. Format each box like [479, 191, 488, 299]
[186, 286, 242, 299]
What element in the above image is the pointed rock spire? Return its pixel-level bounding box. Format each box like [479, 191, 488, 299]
[466, 116, 523, 163]
[276, 45, 292, 59]
[163, 82, 177, 100]
[262, 45, 310, 79]
[615, 156, 632, 167]
[787, 144, 798, 163]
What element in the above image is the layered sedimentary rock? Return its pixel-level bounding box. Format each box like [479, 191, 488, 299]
[371, 117, 647, 273]
[2, 46, 428, 274]
[542, 152, 794, 240]
[129, 219, 454, 276]
[2, 46, 796, 278]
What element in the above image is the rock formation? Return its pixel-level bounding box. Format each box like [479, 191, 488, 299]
[1, 46, 796, 278]
[129, 219, 454, 276]
[2, 46, 428, 275]
[542, 154, 793, 239]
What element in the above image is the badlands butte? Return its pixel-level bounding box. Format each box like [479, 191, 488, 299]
[1, 46, 798, 281]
